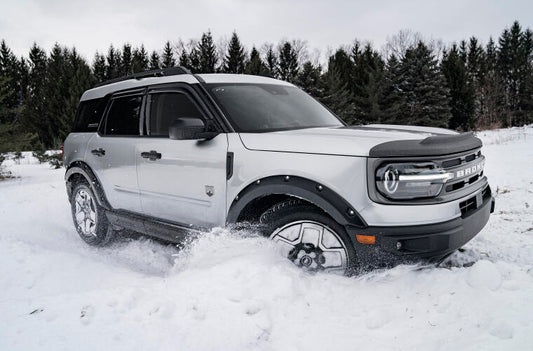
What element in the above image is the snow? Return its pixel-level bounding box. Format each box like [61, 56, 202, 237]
[1, 126, 533, 350]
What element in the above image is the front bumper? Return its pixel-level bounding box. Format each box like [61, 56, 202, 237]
[347, 187, 495, 267]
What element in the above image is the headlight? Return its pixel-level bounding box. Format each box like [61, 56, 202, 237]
[376, 162, 453, 200]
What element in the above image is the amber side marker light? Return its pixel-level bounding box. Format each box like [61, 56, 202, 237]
[355, 234, 376, 245]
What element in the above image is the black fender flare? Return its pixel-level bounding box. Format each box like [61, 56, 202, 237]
[65, 161, 112, 210]
[227, 175, 366, 228]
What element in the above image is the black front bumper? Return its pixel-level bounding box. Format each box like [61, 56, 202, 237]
[347, 188, 495, 268]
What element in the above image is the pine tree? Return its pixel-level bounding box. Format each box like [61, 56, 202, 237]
[379, 54, 405, 124]
[162, 41, 175, 68]
[459, 40, 468, 62]
[467, 37, 485, 84]
[120, 44, 133, 75]
[351, 43, 385, 123]
[188, 47, 201, 73]
[44, 44, 70, 146]
[0, 75, 14, 123]
[149, 51, 160, 70]
[519, 28, 533, 123]
[64, 48, 93, 138]
[0, 40, 20, 122]
[328, 48, 354, 92]
[105, 45, 121, 79]
[244, 47, 264, 75]
[319, 65, 355, 124]
[277, 41, 299, 82]
[178, 50, 190, 69]
[398, 41, 452, 127]
[20, 43, 48, 145]
[223, 32, 246, 73]
[295, 61, 322, 97]
[465, 37, 486, 126]
[197, 31, 217, 73]
[441, 44, 476, 130]
[477, 37, 506, 128]
[264, 45, 277, 77]
[132, 45, 149, 73]
[498, 21, 532, 126]
[92, 52, 106, 83]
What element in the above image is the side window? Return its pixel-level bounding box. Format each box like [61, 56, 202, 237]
[104, 95, 143, 136]
[72, 98, 105, 132]
[148, 92, 204, 136]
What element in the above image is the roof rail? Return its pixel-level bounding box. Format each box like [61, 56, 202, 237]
[93, 66, 192, 88]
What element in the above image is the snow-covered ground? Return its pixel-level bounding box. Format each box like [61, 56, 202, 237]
[0, 126, 532, 351]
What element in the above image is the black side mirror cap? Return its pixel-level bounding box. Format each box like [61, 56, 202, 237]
[169, 118, 218, 140]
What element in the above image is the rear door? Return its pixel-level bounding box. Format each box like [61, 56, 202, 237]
[136, 86, 228, 228]
[86, 91, 144, 213]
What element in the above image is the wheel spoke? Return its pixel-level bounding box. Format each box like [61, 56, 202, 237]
[270, 220, 349, 273]
[300, 224, 321, 247]
[73, 188, 98, 237]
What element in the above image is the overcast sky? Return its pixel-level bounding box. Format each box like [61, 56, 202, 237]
[0, 0, 531, 62]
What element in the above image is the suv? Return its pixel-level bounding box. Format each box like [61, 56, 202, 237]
[64, 67, 495, 274]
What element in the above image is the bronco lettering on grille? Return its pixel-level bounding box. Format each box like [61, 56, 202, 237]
[455, 162, 484, 178]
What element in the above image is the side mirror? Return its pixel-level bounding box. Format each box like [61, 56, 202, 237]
[169, 117, 219, 140]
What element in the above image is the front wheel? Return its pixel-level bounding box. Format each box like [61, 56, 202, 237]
[259, 199, 357, 274]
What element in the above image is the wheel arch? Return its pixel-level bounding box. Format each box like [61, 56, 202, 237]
[65, 161, 111, 210]
[226, 175, 366, 228]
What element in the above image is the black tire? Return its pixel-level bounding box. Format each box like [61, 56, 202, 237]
[70, 181, 114, 246]
[259, 199, 358, 274]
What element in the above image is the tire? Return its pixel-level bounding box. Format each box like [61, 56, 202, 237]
[70, 181, 114, 246]
[259, 199, 358, 274]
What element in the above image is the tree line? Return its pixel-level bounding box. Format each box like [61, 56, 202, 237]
[0, 21, 531, 151]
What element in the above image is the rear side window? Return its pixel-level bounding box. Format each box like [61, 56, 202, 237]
[104, 95, 143, 136]
[72, 98, 105, 132]
[148, 92, 203, 136]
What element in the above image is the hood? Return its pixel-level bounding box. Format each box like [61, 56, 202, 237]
[239, 124, 458, 157]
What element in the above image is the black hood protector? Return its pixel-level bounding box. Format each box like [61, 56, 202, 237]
[369, 132, 482, 157]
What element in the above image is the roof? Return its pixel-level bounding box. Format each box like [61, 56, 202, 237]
[196, 73, 294, 86]
[80, 73, 293, 101]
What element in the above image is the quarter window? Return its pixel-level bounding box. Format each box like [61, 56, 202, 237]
[72, 98, 106, 132]
[104, 95, 143, 135]
[148, 92, 203, 136]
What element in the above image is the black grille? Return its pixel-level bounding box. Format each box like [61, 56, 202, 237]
[441, 149, 484, 194]
[459, 185, 491, 216]
[459, 196, 477, 216]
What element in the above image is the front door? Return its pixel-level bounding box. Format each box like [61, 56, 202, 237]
[136, 89, 228, 228]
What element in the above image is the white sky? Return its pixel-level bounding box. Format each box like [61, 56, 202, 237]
[0, 0, 531, 63]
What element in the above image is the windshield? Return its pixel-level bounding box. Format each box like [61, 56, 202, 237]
[207, 83, 344, 132]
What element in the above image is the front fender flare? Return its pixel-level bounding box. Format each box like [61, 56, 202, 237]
[227, 175, 366, 228]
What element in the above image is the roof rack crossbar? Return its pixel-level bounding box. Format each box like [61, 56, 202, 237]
[94, 66, 192, 88]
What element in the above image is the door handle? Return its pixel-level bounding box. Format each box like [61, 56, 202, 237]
[91, 148, 105, 157]
[141, 150, 162, 161]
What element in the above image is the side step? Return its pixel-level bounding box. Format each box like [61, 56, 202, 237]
[105, 210, 200, 243]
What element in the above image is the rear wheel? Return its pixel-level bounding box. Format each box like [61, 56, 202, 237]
[70, 181, 114, 246]
[259, 199, 357, 274]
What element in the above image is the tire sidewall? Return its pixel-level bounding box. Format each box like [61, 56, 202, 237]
[70, 182, 112, 246]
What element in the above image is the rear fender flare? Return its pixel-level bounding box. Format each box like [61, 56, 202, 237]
[65, 161, 111, 210]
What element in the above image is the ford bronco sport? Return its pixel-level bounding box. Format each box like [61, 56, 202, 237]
[64, 67, 495, 273]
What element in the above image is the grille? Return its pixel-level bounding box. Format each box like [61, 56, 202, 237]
[459, 185, 491, 216]
[441, 150, 484, 194]
[459, 196, 477, 216]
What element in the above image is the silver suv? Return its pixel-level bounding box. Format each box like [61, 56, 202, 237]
[64, 67, 495, 273]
